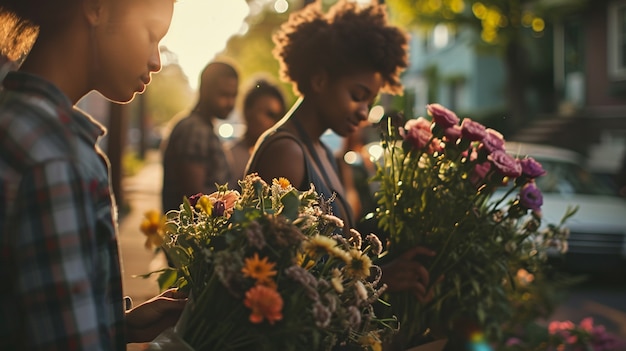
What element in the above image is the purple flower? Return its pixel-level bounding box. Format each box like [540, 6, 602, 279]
[460, 118, 487, 141]
[427, 103, 459, 128]
[519, 182, 543, 211]
[188, 193, 204, 207]
[481, 129, 506, 154]
[519, 157, 546, 178]
[213, 200, 226, 217]
[489, 150, 522, 178]
[402, 117, 433, 150]
[443, 125, 462, 143]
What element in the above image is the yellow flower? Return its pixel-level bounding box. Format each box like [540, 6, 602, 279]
[302, 235, 337, 260]
[195, 195, 213, 215]
[274, 177, 291, 190]
[139, 209, 165, 249]
[296, 252, 315, 270]
[358, 332, 382, 351]
[331, 268, 344, 293]
[344, 249, 372, 279]
[242, 253, 277, 283]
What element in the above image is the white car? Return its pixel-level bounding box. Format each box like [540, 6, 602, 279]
[504, 142, 626, 273]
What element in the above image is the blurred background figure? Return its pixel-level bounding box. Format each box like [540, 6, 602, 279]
[225, 76, 286, 187]
[161, 60, 239, 212]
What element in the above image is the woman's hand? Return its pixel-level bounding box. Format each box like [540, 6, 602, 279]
[125, 288, 188, 343]
[380, 246, 440, 303]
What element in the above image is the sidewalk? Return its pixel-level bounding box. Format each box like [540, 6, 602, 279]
[117, 150, 168, 350]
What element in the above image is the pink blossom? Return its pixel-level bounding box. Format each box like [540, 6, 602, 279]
[549, 320, 575, 334]
[470, 161, 491, 186]
[519, 157, 546, 178]
[427, 103, 460, 128]
[505, 337, 522, 346]
[429, 138, 444, 153]
[402, 117, 433, 150]
[579, 317, 594, 332]
[519, 182, 543, 211]
[488, 150, 522, 177]
[461, 118, 487, 141]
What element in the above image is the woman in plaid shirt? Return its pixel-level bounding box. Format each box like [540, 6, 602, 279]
[0, 0, 186, 349]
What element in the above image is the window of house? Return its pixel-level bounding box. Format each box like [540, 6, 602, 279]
[608, 1, 626, 80]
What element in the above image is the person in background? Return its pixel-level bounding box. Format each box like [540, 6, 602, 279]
[161, 60, 238, 212]
[225, 76, 286, 187]
[245, 0, 436, 301]
[0, 0, 186, 349]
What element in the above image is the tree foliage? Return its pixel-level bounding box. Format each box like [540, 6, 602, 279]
[145, 48, 195, 127]
[385, 0, 587, 48]
[220, 1, 298, 105]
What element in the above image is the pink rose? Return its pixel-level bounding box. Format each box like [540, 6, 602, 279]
[402, 117, 433, 150]
[488, 150, 522, 177]
[427, 103, 459, 128]
[461, 118, 487, 141]
[519, 157, 546, 178]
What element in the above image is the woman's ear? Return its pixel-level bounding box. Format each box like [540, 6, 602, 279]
[83, 0, 106, 26]
[310, 71, 329, 94]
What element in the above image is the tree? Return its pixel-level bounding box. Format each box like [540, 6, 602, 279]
[385, 0, 587, 132]
[220, 0, 298, 104]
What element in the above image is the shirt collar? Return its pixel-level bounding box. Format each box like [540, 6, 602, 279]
[3, 71, 106, 144]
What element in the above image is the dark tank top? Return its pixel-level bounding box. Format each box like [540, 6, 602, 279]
[246, 124, 355, 229]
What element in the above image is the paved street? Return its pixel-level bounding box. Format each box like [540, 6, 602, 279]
[118, 150, 167, 351]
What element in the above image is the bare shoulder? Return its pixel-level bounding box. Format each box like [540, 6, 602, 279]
[248, 133, 306, 187]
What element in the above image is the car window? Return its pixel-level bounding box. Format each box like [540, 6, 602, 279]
[535, 160, 616, 196]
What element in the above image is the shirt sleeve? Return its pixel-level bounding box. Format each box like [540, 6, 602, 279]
[167, 118, 214, 162]
[13, 159, 104, 350]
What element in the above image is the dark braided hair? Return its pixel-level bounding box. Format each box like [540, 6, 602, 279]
[273, 0, 408, 96]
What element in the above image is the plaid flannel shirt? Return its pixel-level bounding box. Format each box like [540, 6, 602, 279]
[0, 71, 126, 350]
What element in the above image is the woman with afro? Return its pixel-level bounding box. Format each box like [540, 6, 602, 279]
[246, 0, 437, 302]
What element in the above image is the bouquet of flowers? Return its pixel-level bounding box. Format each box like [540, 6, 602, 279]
[139, 174, 397, 351]
[372, 103, 576, 348]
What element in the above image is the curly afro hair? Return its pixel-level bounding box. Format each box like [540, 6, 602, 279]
[0, 0, 83, 61]
[272, 0, 408, 96]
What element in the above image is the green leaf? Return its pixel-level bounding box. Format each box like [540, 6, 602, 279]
[157, 269, 179, 291]
[280, 190, 300, 221]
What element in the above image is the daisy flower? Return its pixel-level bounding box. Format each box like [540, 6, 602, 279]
[242, 253, 277, 284]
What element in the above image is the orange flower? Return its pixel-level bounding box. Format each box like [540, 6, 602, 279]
[244, 285, 283, 325]
[276, 177, 291, 190]
[242, 253, 277, 283]
[139, 209, 165, 249]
